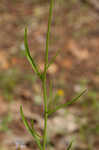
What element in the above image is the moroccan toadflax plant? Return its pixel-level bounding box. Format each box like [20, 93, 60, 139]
[20, 0, 86, 150]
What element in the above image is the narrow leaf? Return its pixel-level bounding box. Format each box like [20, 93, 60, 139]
[31, 120, 42, 139]
[67, 140, 73, 150]
[44, 0, 54, 72]
[34, 130, 42, 139]
[48, 89, 87, 115]
[47, 49, 60, 70]
[31, 119, 34, 130]
[20, 106, 42, 150]
[24, 28, 42, 79]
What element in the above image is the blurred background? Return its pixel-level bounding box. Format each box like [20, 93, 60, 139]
[0, 0, 99, 150]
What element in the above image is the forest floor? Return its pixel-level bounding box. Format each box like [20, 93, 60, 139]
[0, 0, 99, 150]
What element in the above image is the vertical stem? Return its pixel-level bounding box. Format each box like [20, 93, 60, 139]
[43, 0, 54, 150]
[42, 75, 48, 150]
[44, 0, 54, 72]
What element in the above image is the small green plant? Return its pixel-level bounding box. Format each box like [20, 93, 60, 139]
[20, 0, 86, 150]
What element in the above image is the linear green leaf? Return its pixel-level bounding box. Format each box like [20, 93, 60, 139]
[48, 89, 87, 115]
[47, 49, 60, 70]
[20, 106, 42, 150]
[31, 119, 34, 130]
[67, 140, 73, 150]
[44, 0, 54, 72]
[24, 27, 42, 79]
[31, 120, 42, 139]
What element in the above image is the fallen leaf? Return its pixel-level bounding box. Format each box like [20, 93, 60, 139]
[68, 40, 89, 60]
[48, 63, 58, 74]
[0, 51, 9, 69]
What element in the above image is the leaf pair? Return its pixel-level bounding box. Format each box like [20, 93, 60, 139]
[24, 27, 60, 81]
[24, 28, 43, 80]
[48, 89, 87, 116]
[20, 106, 42, 150]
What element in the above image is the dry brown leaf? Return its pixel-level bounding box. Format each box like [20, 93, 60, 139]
[60, 59, 72, 69]
[68, 40, 89, 60]
[0, 96, 8, 115]
[0, 51, 9, 69]
[48, 63, 58, 74]
[39, 62, 58, 74]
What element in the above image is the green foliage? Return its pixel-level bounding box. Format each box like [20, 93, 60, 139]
[48, 89, 87, 115]
[20, 106, 42, 150]
[67, 140, 74, 150]
[20, 0, 86, 150]
[24, 28, 42, 80]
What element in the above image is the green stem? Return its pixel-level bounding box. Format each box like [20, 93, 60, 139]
[43, 1, 53, 150]
[44, 0, 53, 72]
[42, 76, 48, 150]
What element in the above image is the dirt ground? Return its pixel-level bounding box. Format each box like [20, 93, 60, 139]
[0, 0, 99, 150]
